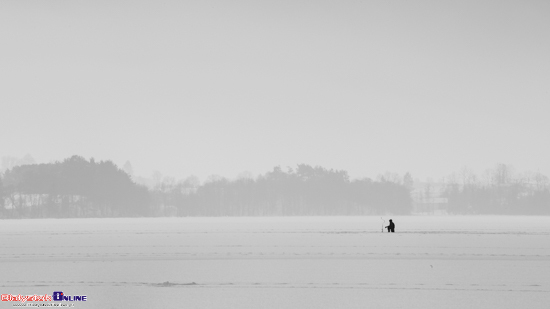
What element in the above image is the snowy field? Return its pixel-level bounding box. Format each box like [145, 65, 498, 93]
[1, 216, 549, 308]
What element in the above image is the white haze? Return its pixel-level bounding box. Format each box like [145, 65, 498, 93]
[1, 0, 550, 181]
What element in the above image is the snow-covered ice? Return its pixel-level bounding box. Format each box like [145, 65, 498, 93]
[1, 216, 549, 308]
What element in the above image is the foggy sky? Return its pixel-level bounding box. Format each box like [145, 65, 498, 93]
[1, 0, 549, 182]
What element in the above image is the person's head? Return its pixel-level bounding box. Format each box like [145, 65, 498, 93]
[389, 219, 392, 222]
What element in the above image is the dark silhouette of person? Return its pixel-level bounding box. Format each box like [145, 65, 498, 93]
[385, 219, 395, 233]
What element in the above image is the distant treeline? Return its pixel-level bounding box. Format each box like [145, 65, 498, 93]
[0, 156, 411, 218]
[1, 156, 549, 218]
[152, 165, 411, 216]
[0, 156, 150, 218]
[442, 164, 550, 215]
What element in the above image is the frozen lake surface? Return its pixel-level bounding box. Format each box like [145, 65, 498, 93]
[1, 216, 549, 308]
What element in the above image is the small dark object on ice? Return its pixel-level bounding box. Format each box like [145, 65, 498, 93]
[385, 219, 395, 233]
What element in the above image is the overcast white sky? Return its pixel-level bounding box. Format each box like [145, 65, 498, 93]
[1, 0, 549, 182]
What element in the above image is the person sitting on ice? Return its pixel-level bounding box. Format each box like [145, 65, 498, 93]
[385, 219, 395, 233]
